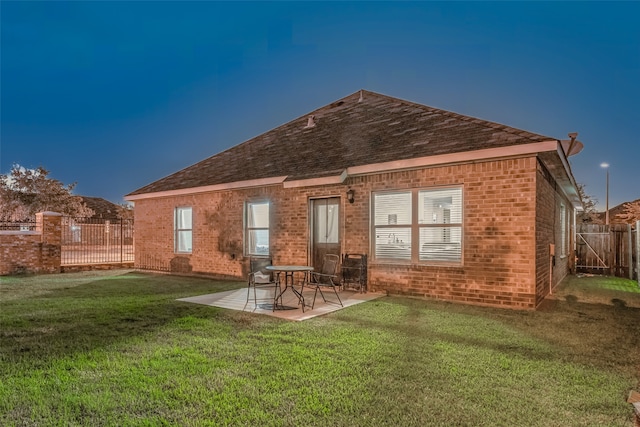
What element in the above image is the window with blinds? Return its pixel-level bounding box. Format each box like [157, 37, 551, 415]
[174, 207, 192, 253]
[372, 187, 462, 263]
[373, 192, 412, 260]
[245, 201, 270, 256]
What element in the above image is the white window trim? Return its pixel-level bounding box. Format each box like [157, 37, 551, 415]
[244, 200, 270, 256]
[174, 206, 193, 254]
[371, 186, 463, 265]
[560, 203, 567, 258]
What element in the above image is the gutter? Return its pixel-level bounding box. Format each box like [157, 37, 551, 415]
[125, 176, 288, 201]
[125, 140, 569, 200]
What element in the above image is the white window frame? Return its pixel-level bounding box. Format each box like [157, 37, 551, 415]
[174, 207, 192, 254]
[560, 203, 567, 257]
[245, 201, 270, 256]
[372, 186, 463, 264]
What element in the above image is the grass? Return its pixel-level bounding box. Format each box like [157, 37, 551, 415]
[1, 270, 639, 426]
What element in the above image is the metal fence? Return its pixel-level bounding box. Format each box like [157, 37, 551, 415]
[61, 217, 134, 265]
[0, 221, 36, 231]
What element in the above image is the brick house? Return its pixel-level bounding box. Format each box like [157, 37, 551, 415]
[125, 90, 582, 309]
[80, 196, 121, 220]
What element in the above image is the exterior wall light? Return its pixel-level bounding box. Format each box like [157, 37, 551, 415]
[346, 188, 355, 204]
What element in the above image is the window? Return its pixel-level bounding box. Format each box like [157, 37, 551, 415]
[560, 203, 567, 257]
[246, 201, 270, 255]
[313, 199, 339, 244]
[373, 187, 462, 263]
[373, 192, 412, 260]
[174, 207, 192, 253]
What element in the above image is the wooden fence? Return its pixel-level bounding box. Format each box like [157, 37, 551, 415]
[576, 222, 638, 282]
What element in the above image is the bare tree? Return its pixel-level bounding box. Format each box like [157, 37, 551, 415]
[0, 164, 94, 221]
[576, 183, 601, 224]
[614, 199, 640, 224]
[116, 202, 134, 220]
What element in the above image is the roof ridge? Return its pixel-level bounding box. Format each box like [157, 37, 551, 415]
[127, 89, 560, 197]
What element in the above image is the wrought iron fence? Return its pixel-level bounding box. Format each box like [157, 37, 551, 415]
[61, 217, 134, 265]
[137, 252, 171, 272]
[0, 221, 37, 231]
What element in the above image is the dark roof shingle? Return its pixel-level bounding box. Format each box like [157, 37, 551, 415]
[81, 196, 120, 219]
[128, 90, 553, 196]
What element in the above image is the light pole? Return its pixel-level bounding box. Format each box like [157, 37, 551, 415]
[600, 163, 609, 225]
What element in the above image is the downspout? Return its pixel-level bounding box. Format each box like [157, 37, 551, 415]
[549, 244, 555, 295]
[628, 223, 633, 280]
[571, 208, 577, 274]
[636, 221, 640, 286]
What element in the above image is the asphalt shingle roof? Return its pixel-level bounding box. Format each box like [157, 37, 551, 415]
[81, 196, 120, 220]
[127, 90, 554, 196]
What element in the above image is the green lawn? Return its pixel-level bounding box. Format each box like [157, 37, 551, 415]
[1, 270, 639, 426]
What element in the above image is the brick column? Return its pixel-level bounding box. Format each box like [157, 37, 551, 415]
[35, 211, 63, 273]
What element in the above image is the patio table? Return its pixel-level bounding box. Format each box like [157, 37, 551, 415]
[265, 265, 314, 312]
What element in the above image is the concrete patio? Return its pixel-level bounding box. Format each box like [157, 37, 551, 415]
[177, 286, 385, 321]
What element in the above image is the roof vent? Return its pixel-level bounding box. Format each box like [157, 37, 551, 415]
[358, 90, 364, 103]
[304, 115, 316, 128]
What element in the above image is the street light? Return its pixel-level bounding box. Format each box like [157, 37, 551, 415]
[600, 162, 609, 225]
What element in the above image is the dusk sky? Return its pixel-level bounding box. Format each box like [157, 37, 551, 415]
[2, 1, 638, 209]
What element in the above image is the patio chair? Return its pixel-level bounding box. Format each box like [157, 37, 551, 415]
[246, 257, 278, 308]
[341, 253, 367, 293]
[304, 254, 343, 309]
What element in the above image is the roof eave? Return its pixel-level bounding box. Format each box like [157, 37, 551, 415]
[346, 140, 558, 176]
[124, 176, 288, 201]
[537, 143, 583, 210]
[125, 141, 566, 199]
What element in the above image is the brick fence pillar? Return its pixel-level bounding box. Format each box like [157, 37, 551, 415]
[36, 211, 63, 273]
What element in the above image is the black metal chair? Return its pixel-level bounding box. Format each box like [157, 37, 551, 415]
[304, 254, 343, 309]
[246, 257, 278, 308]
[341, 253, 367, 293]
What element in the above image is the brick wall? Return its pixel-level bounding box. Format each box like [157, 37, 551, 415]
[535, 160, 572, 307]
[133, 155, 572, 309]
[361, 158, 538, 309]
[0, 212, 62, 275]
